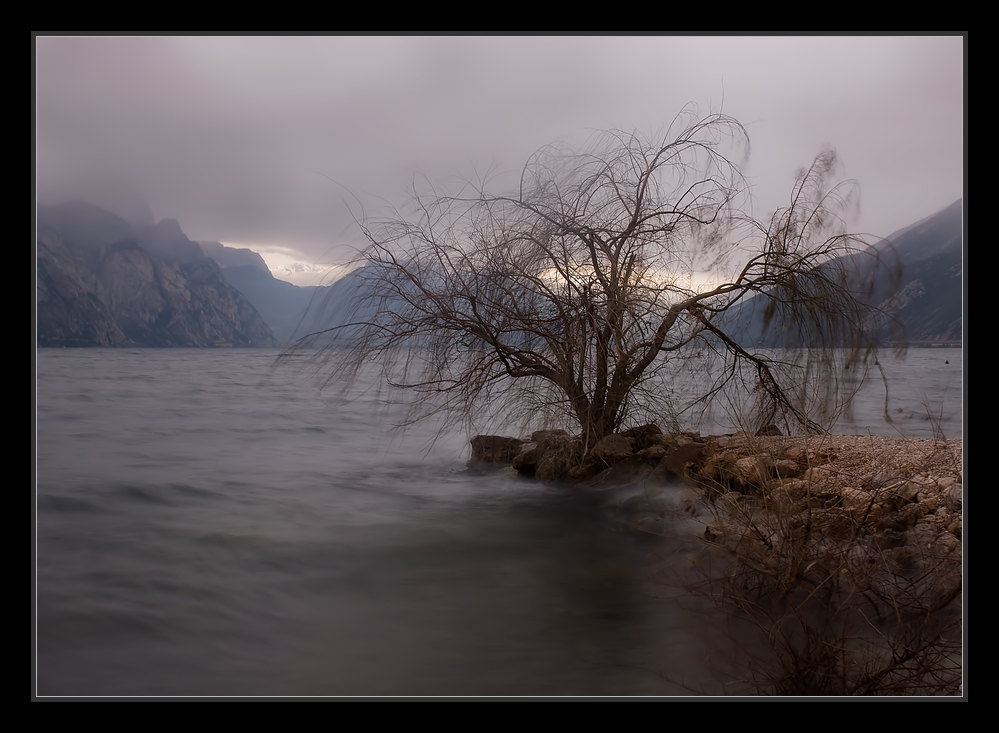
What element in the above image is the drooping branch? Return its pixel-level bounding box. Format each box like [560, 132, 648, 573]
[286, 109, 900, 446]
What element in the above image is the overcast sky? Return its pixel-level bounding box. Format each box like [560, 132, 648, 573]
[35, 35, 965, 285]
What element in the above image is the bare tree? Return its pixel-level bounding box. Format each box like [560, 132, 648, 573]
[291, 108, 899, 447]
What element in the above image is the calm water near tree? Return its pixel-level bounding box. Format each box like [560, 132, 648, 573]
[35, 347, 962, 696]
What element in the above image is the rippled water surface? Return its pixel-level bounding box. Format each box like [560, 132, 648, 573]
[35, 348, 962, 696]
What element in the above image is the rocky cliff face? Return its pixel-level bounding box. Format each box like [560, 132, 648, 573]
[36, 201, 278, 347]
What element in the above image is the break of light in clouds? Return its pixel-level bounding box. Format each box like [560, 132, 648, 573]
[35, 35, 964, 280]
[249, 245, 354, 287]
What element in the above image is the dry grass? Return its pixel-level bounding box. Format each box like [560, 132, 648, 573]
[676, 433, 963, 696]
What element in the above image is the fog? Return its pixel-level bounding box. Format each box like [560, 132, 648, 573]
[35, 35, 964, 282]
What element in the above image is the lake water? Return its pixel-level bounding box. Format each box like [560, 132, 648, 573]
[34, 347, 962, 697]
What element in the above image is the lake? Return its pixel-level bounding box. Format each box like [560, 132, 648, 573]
[34, 347, 962, 697]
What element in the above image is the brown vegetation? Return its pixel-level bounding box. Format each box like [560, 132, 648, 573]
[679, 433, 962, 696]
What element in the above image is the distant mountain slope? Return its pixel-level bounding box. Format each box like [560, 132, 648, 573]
[37, 201, 278, 348]
[213, 264, 324, 347]
[194, 240, 387, 347]
[198, 241, 272, 273]
[871, 199, 962, 342]
[718, 200, 962, 347]
[287, 264, 394, 346]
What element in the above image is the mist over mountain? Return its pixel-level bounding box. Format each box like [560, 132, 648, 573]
[198, 241, 272, 273]
[211, 263, 323, 347]
[36, 201, 278, 348]
[193, 240, 319, 345]
[36, 198, 962, 351]
[281, 200, 963, 352]
[191, 238, 388, 347]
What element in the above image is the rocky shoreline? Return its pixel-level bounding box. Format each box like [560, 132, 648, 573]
[469, 426, 963, 582]
[469, 426, 963, 694]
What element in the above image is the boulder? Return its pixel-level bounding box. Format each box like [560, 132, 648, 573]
[657, 440, 713, 480]
[838, 487, 875, 520]
[511, 442, 542, 475]
[534, 434, 584, 482]
[468, 435, 526, 473]
[619, 423, 664, 451]
[944, 483, 962, 512]
[591, 434, 635, 464]
[731, 455, 774, 485]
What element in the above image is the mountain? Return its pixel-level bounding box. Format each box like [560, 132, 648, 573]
[201, 254, 324, 347]
[869, 199, 962, 343]
[194, 241, 382, 347]
[36, 201, 278, 348]
[198, 241, 272, 273]
[717, 200, 963, 347]
[46, 196, 956, 351]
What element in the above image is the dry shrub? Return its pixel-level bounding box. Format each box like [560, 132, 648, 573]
[681, 434, 962, 696]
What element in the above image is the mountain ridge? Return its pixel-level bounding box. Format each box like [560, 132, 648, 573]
[716, 199, 962, 347]
[37, 198, 962, 350]
[36, 201, 278, 348]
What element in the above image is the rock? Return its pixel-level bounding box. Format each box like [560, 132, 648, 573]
[658, 440, 713, 479]
[464, 430, 962, 591]
[896, 480, 923, 504]
[906, 522, 938, 550]
[803, 466, 832, 484]
[703, 521, 728, 542]
[772, 459, 801, 479]
[511, 442, 541, 475]
[468, 435, 526, 471]
[918, 494, 940, 515]
[566, 461, 601, 482]
[640, 443, 668, 464]
[619, 423, 663, 451]
[897, 503, 925, 529]
[936, 476, 957, 491]
[732, 455, 773, 485]
[535, 433, 584, 482]
[769, 482, 803, 513]
[591, 434, 635, 464]
[668, 486, 706, 517]
[869, 471, 906, 490]
[838, 487, 874, 519]
[935, 529, 961, 555]
[876, 501, 925, 532]
[885, 546, 919, 572]
[873, 530, 908, 550]
[944, 483, 962, 512]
